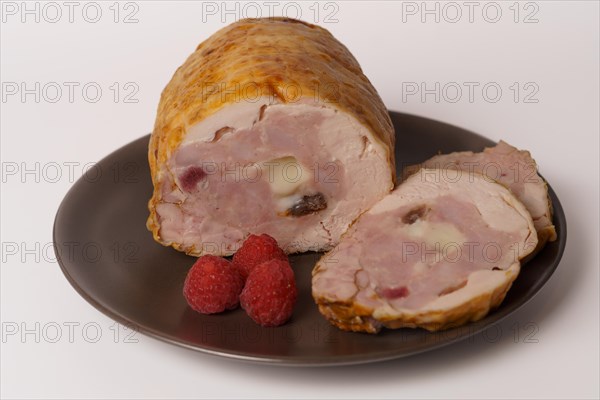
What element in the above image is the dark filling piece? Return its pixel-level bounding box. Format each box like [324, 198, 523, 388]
[402, 205, 429, 224]
[378, 286, 410, 299]
[288, 193, 327, 217]
[179, 166, 207, 192]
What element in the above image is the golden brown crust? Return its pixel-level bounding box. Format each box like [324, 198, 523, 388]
[147, 17, 395, 246]
[314, 269, 517, 333]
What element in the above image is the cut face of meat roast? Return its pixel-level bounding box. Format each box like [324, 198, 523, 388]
[147, 18, 395, 256]
[312, 170, 538, 333]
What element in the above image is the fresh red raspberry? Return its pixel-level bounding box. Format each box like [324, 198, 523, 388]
[240, 259, 297, 327]
[183, 255, 244, 314]
[233, 234, 288, 279]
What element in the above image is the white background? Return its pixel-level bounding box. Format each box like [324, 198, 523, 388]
[1, 1, 599, 398]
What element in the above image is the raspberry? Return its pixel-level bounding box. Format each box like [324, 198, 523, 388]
[240, 259, 297, 327]
[233, 234, 288, 279]
[183, 255, 244, 314]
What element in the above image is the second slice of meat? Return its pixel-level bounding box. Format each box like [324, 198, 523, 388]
[312, 169, 538, 333]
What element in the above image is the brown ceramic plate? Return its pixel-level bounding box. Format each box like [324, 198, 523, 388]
[53, 111, 566, 366]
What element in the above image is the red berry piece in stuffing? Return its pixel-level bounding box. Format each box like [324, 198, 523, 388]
[179, 166, 207, 192]
[183, 255, 244, 314]
[240, 259, 297, 327]
[233, 234, 288, 279]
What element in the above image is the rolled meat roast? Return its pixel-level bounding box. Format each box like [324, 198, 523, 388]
[312, 170, 538, 333]
[147, 18, 395, 256]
